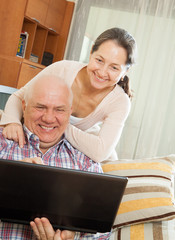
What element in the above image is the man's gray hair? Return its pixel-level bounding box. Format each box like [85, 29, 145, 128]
[23, 75, 73, 106]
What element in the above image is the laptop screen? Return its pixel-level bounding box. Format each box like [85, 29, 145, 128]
[0, 159, 128, 233]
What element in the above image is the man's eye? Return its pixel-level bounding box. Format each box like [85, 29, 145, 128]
[36, 106, 45, 110]
[56, 108, 65, 112]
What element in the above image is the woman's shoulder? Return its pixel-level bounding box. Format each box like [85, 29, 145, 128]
[102, 84, 131, 113]
[50, 60, 86, 75]
[112, 84, 131, 103]
[52, 60, 86, 69]
[37, 60, 86, 86]
[59, 60, 87, 85]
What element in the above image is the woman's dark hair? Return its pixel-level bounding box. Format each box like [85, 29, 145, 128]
[91, 27, 137, 98]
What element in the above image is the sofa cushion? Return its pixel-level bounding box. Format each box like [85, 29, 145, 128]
[102, 155, 175, 229]
[110, 219, 175, 240]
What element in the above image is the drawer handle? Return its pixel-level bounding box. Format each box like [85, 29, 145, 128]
[29, 65, 37, 69]
[49, 28, 56, 33]
[32, 17, 40, 23]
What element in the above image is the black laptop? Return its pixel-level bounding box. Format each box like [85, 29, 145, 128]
[0, 159, 128, 233]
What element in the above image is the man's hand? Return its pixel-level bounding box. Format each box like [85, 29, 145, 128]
[30, 217, 75, 240]
[21, 157, 44, 165]
[2, 123, 25, 148]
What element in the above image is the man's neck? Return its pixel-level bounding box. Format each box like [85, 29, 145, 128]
[39, 136, 64, 154]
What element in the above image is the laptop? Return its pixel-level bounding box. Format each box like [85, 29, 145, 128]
[0, 158, 128, 233]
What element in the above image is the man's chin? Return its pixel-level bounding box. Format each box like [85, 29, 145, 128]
[39, 139, 58, 150]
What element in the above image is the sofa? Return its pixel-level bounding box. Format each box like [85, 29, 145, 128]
[101, 155, 175, 240]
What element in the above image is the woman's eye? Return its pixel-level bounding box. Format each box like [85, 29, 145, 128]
[112, 66, 119, 71]
[96, 58, 102, 63]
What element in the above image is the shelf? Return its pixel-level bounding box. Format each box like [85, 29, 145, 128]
[22, 18, 37, 60]
[45, 31, 59, 62]
[21, 17, 60, 65]
[22, 58, 45, 69]
[32, 26, 48, 63]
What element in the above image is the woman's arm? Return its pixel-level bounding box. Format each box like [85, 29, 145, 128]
[65, 97, 131, 163]
[0, 89, 24, 125]
[0, 87, 26, 147]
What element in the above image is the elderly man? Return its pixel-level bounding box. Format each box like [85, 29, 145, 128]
[0, 76, 110, 240]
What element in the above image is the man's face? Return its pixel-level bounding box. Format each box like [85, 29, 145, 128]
[23, 82, 72, 151]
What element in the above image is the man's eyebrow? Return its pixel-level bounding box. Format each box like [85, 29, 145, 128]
[35, 103, 46, 107]
[35, 103, 66, 108]
[55, 105, 67, 109]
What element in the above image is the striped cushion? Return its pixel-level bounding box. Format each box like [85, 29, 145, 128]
[110, 219, 175, 240]
[102, 155, 175, 228]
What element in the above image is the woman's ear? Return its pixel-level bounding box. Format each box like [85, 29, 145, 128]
[90, 44, 94, 54]
[126, 64, 131, 73]
[122, 65, 130, 77]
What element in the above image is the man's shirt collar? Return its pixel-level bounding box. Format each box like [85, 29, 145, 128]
[23, 125, 74, 156]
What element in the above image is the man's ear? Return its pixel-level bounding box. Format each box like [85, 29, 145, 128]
[22, 100, 26, 113]
[70, 106, 73, 115]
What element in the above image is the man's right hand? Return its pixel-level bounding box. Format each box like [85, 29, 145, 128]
[30, 217, 75, 240]
[2, 123, 26, 148]
[21, 157, 44, 165]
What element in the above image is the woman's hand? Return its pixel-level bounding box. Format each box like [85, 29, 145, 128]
[2, 123, 25, 148]
[30, 218, 75, 240]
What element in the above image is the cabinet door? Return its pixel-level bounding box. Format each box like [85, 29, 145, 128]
[17, 63, 44, 89]
[45, 0, 66, 33]
[25, 0, 50, 25]
[55, 1, 75, 60]
[0, 56, 21, 88]
[0, 0, 26, 57]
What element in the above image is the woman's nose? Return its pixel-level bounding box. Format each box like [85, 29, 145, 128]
[99, 65, 108, 77]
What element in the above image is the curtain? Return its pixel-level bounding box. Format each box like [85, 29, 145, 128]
[65, 0, 175, 159]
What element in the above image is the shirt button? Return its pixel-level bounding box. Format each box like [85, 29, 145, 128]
[38, 153, 42, 157]
[34, 136, 38, 141]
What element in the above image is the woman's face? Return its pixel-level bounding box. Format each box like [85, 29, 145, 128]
[87, 40, 128, 90]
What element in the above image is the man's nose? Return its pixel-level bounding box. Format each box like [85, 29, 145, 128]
[42, 110, 55, 123]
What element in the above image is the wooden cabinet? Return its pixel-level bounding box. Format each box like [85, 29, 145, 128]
[0, 0, 75, 88]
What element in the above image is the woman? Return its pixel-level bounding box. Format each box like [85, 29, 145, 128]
[0, 27, 137, 162]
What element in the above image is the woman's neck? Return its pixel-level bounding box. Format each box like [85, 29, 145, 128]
[71, 67, 114, 118]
